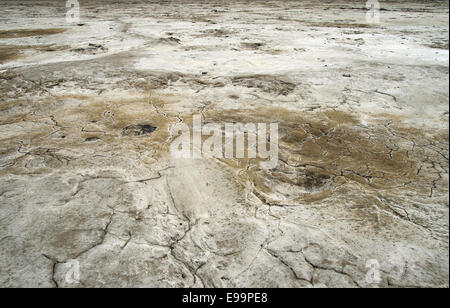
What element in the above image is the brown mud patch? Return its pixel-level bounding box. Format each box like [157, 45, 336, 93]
[0, 45, 21, 63]
[196, 29, 233, 38]
[231, 75, 296, 96]
[241, 42, 266, 50]
[426, 41, 449, 50]
[203, 107, 449, 206]
[0, 93, 179, 175]
[1, 91, 448, 208]
[302, 22, 375, 29]
[0, 44, 70, 64]
[0, 28, 66, 39]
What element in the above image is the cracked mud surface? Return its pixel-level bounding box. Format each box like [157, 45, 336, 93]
[0, 0, 449, 288]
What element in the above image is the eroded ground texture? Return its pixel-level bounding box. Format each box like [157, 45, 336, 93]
[0, 0, 449, 288]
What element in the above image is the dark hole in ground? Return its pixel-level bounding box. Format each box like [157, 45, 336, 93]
[122, 124, 157, 137]
[85, 136, 101, 142]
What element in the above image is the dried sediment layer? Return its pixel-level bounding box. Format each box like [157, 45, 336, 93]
[206, 107, 449, 236]
[1, 89, 447, 287]
[0, 0, 448, 288]
[0, 29, 66, 39]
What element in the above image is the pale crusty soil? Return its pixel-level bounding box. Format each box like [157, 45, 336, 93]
[0, 0, 448, 288]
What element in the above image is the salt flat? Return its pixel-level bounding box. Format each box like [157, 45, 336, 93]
[0, 0, 448, 288]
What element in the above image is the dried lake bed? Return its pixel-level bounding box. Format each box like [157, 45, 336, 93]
[0, 0, 449, 288]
